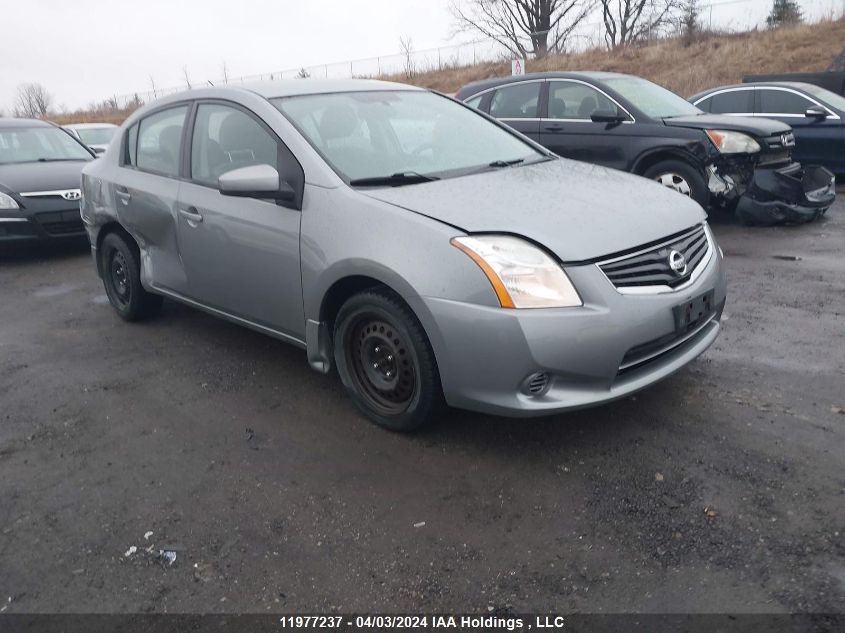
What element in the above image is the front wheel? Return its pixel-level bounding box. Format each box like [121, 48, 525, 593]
[643, 160, 709, 208]
[333, 289, 444, 432]
[100, 232, 162, 321]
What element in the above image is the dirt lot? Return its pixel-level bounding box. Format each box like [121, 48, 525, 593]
[0, 203, 843, 615]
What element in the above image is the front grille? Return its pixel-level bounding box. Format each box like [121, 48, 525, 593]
[36, 210, 85, 236]
[762, 131, 795, 150]
[598, 224, 711, 291]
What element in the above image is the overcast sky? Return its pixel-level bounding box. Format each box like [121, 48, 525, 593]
[0, 0, 838, 113]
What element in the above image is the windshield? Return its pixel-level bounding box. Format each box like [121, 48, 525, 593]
[75, 126, 116, 145]
[603, 77, 702, 119]
[800, 84, 845, 113]
[273, 90, 545, 183]
[0, 126, 92, 164]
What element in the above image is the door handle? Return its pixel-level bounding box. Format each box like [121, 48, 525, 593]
[543, 124, 565, 132]
[115, 188, 131, 204]
[179, 207, 204, 224]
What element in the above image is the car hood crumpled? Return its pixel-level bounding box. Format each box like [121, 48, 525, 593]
[361, 158, 706, 261]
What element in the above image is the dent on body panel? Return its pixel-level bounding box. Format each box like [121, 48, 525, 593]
[299, 185, 500, 323]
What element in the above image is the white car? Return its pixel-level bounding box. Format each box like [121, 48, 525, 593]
[64, 122, 118, 155]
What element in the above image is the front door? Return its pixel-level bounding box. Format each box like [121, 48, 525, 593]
[176, 101, 304, 339]
[539, 80, 634, 171]
[756, 88, 843, 172]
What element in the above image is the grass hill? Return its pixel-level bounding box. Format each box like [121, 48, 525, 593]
[49, 17, 845, 125]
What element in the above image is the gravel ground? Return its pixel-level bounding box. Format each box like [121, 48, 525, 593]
[0, 201, 843, 615]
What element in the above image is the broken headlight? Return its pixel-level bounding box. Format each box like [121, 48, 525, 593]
[705, 130, 761, 154]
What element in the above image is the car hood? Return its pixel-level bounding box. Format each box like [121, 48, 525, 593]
[360, 158, 706, 261]
[664, 114, 791, 136]
[0, 160, 88, 193]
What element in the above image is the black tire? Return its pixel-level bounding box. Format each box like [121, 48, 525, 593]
[333, 289, 444, 432]
[100, 232, 162, 321]
[643, 160, 709, 209]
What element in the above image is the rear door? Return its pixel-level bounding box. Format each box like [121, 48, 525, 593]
[755, 87, 841, 171]
[176, 100, 305, 339]
[539, 80, 635, 170]
[113, 104, 190, 294]
[486, 80, 543, 141]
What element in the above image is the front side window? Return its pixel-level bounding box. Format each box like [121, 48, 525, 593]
[489, 82, 540, 119]
[699, 89, 752, 114]
[758, 89, 814, 115]
[548, 81, 622, 120]
[191, 103, 278, 186]
[800, 84, 845, 113]
[602, 76, 701, 119]
[136, 105, 188, 177]
[0, 126, 91, 165]
[273, 90, 545, 183]
[465, 94, 484, 110]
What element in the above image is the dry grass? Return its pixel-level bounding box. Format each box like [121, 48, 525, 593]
[49, 107, 136, 126]
[50, 18, 845, 125]
[389, 18, 845, 97]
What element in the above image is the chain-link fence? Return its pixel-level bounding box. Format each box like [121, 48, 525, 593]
[104, 0, 839, 110]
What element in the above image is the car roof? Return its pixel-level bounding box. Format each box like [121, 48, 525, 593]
[697, 81, 820, 94]
[64, 122, 118, 129]
[234, 78, 420, 99]
[459, 71, 633, 94]
[0, 118, 54, 129]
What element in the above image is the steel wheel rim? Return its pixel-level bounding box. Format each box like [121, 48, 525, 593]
[346, 316, 416, 416]
[655, 172, 692, 196]
[107, 250, 131, 308]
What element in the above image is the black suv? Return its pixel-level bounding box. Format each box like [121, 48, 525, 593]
[456, 72, 835, 225]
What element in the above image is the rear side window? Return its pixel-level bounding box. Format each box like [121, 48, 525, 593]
[136, 105, 188, 177]
[190, 103, 279, 186]
[490, 82, 540, 119]
[758, 89, 814, 115]
[699, 90, 752, 114]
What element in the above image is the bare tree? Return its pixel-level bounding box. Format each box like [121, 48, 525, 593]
[599, 0, 680, 48]
[296, 67, 311, 79]
[182, 66, 192, 89]
[399, 36, 415, 78]
[450, 0, 594, 59]
[222, 61, 230, 84]
[14, 82, 53, 118]
[680, 0, 700, 42]
[149, 75, 158, 98]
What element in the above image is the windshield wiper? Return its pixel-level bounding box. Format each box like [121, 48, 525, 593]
[488, 158, 525, 167]
[349, 171, 439, 187]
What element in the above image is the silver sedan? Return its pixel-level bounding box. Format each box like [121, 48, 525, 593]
[81, 79, 726, 431]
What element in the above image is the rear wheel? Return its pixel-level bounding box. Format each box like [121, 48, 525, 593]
[100, 232, 162, 321]
[333, 289, 444, 431]
[643, 160, 709, 208]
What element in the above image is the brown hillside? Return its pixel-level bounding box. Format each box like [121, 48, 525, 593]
[49, 18, 845, 125]
[393, 18, 845, 97]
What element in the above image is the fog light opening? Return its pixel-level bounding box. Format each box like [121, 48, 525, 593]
[523, 372, 551, 397]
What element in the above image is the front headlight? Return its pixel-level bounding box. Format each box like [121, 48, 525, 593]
[0, 191, 20, 209]
[705, 129, 761, 154]
[451, 235, 582, 308]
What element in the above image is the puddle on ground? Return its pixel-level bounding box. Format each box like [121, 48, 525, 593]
[32, 283, 81, 298]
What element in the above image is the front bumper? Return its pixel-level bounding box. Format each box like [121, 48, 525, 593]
[735, 163, 835, 226]
[0, 208, 87, 243]
[414, 242, 727, 417]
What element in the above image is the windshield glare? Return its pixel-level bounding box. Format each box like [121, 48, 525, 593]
[603, 77, 702, 119]
[76, 127, 116, 145]
[0, 126, 92, 164]
[273, 90, 544, 183]
[800, 84, 845, 113]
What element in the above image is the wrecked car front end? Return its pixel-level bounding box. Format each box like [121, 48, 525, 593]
[708, 129, 836, 225]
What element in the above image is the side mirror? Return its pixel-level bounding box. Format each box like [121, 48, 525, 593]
[805, 105, 828, 119]
[590, 110, 627, 124]
[218, 164, 295, 202]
